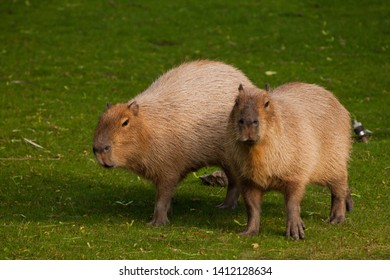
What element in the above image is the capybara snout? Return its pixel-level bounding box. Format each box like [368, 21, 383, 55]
[238, 121, 259, 144]
[234, 84, 272, 144]
[93, 145, 113, 168]
[93, 102, 141, 169]
[237, 104, 260, 144]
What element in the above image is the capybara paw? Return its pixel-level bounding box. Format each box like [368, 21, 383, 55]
[147, 217, 169, 226]
[216, 201, 237, 210]
[285, 219, 306, 240]
[239, 229, 259, 237]
[329, 215, 345, 224]
[329, 206, 346, 224]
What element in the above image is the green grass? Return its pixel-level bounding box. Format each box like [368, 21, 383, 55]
[0, 0, 389, 259]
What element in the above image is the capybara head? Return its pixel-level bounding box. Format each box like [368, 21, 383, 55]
[93, 101, 146, 169]
[231, 84, 273, 145]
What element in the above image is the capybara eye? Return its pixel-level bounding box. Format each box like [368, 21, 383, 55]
[264, 101, 270, 108]
[239, 119, 244, 125]
[122, 119, 129, 127]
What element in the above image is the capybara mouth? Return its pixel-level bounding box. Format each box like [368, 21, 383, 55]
[243, 140, 257, 145]
[95, 157, 115, 169]
[103, 163, 114, 169]
[240, 138, 259, 146]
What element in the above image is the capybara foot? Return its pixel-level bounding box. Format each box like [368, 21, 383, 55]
[239, 228, 259, 237]
[329, 198, 346, 224]
[329, 214, 345, 224]
[216, 201, 238, 210]
[148, 216, 169, 226]
[286, 218, 305, 240]
[216, 187, 239, 210]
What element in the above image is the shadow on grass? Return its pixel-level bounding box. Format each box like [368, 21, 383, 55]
[2, 165, 335, 236]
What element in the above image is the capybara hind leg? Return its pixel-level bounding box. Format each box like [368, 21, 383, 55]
[328, 179, 349, 224]
[148, 181, 176, 226]
[240, 182, 263, 236]
[329, 193, 346, 224]
[216, 169, 240, 209]
[284, 183, 306, 240]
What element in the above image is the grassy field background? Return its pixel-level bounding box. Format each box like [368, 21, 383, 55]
[0, 0, 389, 259]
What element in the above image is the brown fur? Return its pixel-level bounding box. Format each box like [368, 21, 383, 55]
[93, 60, 255, 226]
[227, 82, 353, 239]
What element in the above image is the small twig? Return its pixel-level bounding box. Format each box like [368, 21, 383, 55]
[38, 222, 73, 228]
[0, 157, 60, 161]
[234, 219, 247, 226]
[115, 200, 133, 206]
[23, 137, 44, 149]
[0, 158, 31, 161]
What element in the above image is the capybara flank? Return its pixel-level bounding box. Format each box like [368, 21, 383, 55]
[93, 60, 255, 226]
[227, 82, 353, 240]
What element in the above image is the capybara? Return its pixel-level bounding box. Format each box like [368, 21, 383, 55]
[93, 60, 254, 226]
[227, 82, 353, 240]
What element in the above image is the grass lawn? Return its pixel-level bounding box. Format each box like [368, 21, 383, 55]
[0, 0, 389, 259]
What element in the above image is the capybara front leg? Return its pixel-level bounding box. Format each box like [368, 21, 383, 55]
[148, 181, 176, 226]
[241, 182, 263, 236]
[216, 168, 240, 209]
[284, 183, 306, 240]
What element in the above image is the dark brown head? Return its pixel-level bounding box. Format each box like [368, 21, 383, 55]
[93, 101, 144, 169]
[230, 84, 272, 145]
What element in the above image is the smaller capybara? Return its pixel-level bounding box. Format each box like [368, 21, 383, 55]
[226, 82, 353, 240]
[93, 60, 255, 226]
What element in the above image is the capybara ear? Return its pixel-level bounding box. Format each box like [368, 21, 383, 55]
[263, 86, 270, 108]
[128, 101, 139, 116]
[106, 102, 111, 110]
[238, 83, 244, 93]
[236, 84, 246, 106]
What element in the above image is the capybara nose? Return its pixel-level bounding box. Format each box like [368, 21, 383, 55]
[92, 145, 111, 154]
[247, 119, 259, 127]
[239, 118, 259, 128]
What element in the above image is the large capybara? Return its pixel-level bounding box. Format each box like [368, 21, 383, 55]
[93, 60, 254, 226]
[227, 82, 353, 240]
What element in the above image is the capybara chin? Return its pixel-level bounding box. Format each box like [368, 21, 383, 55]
[93, 60, 255, 226]
[227, 82, 353, 240]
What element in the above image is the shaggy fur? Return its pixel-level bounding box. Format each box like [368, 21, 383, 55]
[227, 82, 353, 239]
[93, 60, 254, 225]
